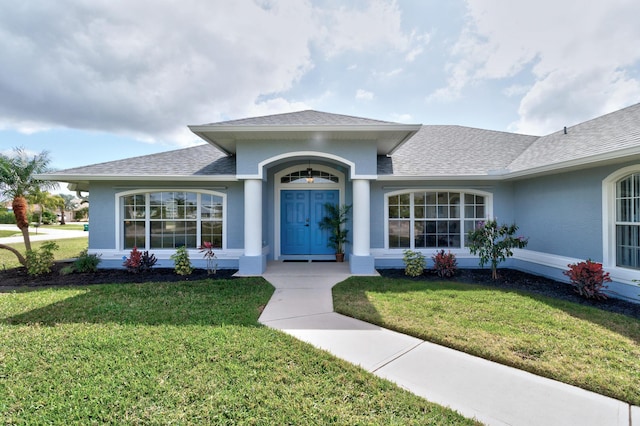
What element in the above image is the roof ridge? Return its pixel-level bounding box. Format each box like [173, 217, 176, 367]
[421, 123, 540, 138]
[201, 109, 399, 126]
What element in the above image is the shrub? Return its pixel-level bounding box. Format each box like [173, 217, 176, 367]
[0, 210, 16, 224]
[432, 249, 457, 278]
[467, 219, 528, 279]
[171, 246, 193, 276]
[564, 259, 611, 300]
[73, 249, 101, 273]
[25, 241, 59, 276]
[403, 249, 426, 277]
[123, 247, 157, 273]
[41, 210, 57, 225]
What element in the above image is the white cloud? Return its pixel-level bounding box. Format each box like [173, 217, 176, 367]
[316, 0, 429, 60]
[355, 89, 374, 101]
[503, 84, 530, 98]
[390, 113, 413, 123]
[431, 0, 640, 133]
[0, 0, 427, 145]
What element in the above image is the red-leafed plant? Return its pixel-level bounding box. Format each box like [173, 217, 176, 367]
[199, 241, 217, 275]
[432, 249, 457, 278]
[123, 247, 157, 273]
[563, 259, 611, 300]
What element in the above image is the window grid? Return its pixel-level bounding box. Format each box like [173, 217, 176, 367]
[280, 169, 339, 183]
[122, 191, 223, 250]
[616, 174, 640, 269]
[388, 191, 487, 250]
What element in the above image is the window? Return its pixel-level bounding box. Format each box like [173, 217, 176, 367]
[121, 191, 223, 250]
[615, 174, 640, 269]
[387, 191, 488, 249]
[280, 169, 339, 184]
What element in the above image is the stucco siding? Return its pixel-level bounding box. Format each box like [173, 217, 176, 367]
[88, 182, 117, 250]
[512, 169, 604, 261]
[236, 139, 378, 176]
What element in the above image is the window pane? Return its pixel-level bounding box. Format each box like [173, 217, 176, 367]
[464, 193, 475, 204]
[123, 221, 145, 249]
[389, 220, 410, 248]
[202, 221, 223, 249]
[617, 224, 640, 269]
[425, 193, 436, 204]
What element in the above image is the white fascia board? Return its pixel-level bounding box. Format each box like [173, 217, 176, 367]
[189, 124, 421, 133]
[36, 174, 238, 182]
[506, 146, 640, 179]
[376, 174, 502, 181]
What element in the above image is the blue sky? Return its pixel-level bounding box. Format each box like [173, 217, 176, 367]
[1, 0, 640, 187]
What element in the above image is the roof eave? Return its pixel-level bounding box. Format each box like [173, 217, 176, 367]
[189, 124, 422, 155]
[36, 174, 239, 183]
[505, 146, 640, 180]
[376, 174, 506, 181]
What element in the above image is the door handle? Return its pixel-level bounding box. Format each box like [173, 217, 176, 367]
[305, 218, 310, 227]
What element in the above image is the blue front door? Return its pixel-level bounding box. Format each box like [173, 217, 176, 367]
[281, 190, 338, 255]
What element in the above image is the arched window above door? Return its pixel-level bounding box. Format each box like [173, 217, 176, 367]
[280, 168, 339, 184]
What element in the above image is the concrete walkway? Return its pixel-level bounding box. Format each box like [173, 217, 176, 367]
[259, 261, 638, 426]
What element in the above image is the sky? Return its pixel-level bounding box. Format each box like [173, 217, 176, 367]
[1, 0, 640, 191]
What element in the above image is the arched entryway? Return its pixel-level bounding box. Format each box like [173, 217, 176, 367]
[274, 164, 345, 260]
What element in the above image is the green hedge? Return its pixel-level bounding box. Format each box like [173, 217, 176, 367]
[0, 211, 16, 224]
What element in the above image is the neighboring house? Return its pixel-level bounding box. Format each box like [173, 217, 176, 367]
[40, 104, 640, 301]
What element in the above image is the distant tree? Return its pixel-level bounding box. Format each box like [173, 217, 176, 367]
[0, 148, 56, 264]
[55, 193, 76, 225]
[27, 188, 56, 224]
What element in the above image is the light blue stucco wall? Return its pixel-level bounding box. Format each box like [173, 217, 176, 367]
[512, 169, 603, 261]
[236, 139, 378, 176]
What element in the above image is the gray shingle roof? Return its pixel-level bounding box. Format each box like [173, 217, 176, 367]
[201, 110, 396, 127]
[51, 144, 235, 177]
[507, 103, 640, 173]
[380, 125, 538, 176]
[46, 103, 640, 182]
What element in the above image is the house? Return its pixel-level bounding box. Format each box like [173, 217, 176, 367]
[40, 104, 640, 301]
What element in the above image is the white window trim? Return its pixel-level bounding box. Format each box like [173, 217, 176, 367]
[115, 189, 227, 251]
[602, 165, 640, 283]
[384, 189, 493, 252]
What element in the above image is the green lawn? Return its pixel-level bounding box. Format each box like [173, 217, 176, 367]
[333, 277, 640, 405]
[0, 237, 88, 269]
[0, 230, 17, 238]
[0, 279, 476, 425]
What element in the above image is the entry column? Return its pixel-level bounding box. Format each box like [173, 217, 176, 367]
[239, 178, 266, 275]
[351, 179, 375, 274]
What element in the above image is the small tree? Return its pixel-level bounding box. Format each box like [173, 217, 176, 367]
[467, 219, 528, 279]
[0, 148, 56, 262]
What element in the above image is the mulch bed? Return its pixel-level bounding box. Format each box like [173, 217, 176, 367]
[0, 263, 638, 320]
[0, 262, 238, 289]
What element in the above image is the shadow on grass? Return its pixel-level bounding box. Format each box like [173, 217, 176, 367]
[2, 279, 274, 327]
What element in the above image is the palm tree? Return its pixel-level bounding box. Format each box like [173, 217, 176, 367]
[56, 193, 76, 225]
[0, 148, 56, 260]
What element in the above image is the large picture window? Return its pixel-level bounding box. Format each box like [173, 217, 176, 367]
[121, 191, 224, 250]
[616, 174, 640, 269]
[387, 191, 488, 249]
